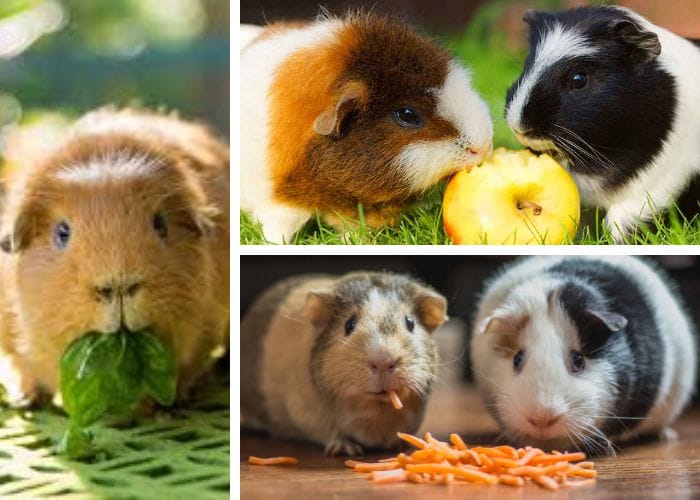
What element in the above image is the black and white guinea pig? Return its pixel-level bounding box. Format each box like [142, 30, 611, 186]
[505, 6, 700, 241]
[240, 12, 493, 243]
[471, 256, 697, 456]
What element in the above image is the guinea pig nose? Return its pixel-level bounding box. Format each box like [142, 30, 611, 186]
[466, 141, 493, 159]
[123, 281, 143, 297]
[368, 357, 401, 373]
[95, 285, 114, 301]
[527, 414, 562, 429]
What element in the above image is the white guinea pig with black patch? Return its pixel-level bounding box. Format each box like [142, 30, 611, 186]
[505, 6, 700, 241]
[471, 256, 697, 456]
[241, 12, 493, 243]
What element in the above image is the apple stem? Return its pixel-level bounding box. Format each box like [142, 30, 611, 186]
[517, 201, 542, 215]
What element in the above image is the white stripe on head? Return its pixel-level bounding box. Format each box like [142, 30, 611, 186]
[55, 151, 162, 182]
[434, 60, 493, 148]
[506, 23, 597, 133]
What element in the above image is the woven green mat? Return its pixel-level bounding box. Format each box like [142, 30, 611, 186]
[0, 369, 230, 499]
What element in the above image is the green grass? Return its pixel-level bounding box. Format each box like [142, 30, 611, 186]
[240, 0, 700, 245]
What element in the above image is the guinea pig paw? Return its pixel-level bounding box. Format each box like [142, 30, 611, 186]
[659, 427, 679, 442]
[324, 437, 364, 457]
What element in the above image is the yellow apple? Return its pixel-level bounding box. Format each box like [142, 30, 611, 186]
[443, 148, 580, 244]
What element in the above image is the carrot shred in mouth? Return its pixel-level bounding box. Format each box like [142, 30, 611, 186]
[344, 431, 597, 490]
[388, 389, 403, 410]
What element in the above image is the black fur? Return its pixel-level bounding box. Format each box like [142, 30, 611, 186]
[506, 6, 677, 191]
[548, 258, 665, 437]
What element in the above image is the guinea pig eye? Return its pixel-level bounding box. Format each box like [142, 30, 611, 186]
[152, 212, 168, 239]
[53, 221, 71, 249]
[570, 350, 586, 373]
[392, 107, 424, 129]
[405, 315, 415, 333]
[513, 350, 524, 373]
[569, 71, 588, 90]
[344, 315, 357, 336]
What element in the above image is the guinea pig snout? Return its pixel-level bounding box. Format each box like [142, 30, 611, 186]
[526, 411, 562, 430]
[94, 278, 143, 302]
[368, 355, 401, 375]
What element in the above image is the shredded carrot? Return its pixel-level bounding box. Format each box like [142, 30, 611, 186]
[388, 389, 403, 410]
[344, 431, 598, 490]
[397, 432, 428, 449]
[450, 433, 467, 450]
[371, 469, 408, 483]
[530, 452, 586, 465]
[534, 474, 559, 490]
[248, 456, 298, 465]
[499, 474, 525, 487]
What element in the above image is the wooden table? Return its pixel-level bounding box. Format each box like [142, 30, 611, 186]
[240, 384, 700, 499]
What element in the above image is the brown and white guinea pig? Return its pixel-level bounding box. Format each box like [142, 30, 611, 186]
[241, 12, 493, 243]
[471, 256, 697, 456]
[240, 272, 447, 455]
[505, 6, 700, 242]
[0, 107, 230, 406]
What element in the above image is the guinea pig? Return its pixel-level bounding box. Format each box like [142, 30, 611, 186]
[241, 12, 493, 243]
[0, 107, 230, 406]
[240, 271, 448, 455]
[470, 256, 697, 456]
[505, 6, 700, 241]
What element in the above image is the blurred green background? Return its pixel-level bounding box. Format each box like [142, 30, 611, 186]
[0, 0, 229, 162]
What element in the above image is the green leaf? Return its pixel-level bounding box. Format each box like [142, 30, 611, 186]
[134, 332, 176, 406]
[59, 329, 176, 457]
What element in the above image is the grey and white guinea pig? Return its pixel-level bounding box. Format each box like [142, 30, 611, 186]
[470, 256, 697, 456]
[505, 6, 700, 241]
[240, 272, 448, 455]
[240, 12, 493, 243]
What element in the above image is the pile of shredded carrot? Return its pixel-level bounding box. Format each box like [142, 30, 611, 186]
[345, 432, 597, 490]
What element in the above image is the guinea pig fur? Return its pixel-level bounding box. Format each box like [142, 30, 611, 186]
[0, 107, 230, 405]
[471, 256, 697, 456]
[241, 12, 493, 243]
[240, 272, 448, 456]
[505, 6, 700, 241]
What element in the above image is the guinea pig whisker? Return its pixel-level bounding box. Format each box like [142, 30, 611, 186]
[469, 365, 508, 394]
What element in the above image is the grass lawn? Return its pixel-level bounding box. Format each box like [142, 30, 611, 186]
[239, 2, 700, 245]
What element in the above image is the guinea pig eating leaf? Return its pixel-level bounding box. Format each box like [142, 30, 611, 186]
[58, 329, 175, 458]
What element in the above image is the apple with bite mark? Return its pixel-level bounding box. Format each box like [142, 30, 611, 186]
[442, 148, 580, 244]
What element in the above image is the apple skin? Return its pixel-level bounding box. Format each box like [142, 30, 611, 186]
[443, 148, 580, 244]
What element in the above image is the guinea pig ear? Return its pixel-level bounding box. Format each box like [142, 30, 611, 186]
[522, 9, 543, 26]
[304, 289, 337, 330]
[477, 310, 528, 336]
[313, 81, 367, 138]
[411, 286, 448, 333]
[612, 19, 661, 60]
[585, 309, 628, 332]
[0, 201, 42, 253]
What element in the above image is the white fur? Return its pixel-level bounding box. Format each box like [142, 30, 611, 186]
[54, 153, 161, 182]
[595, 12, 700, 241]
[435, 61, 493, 151]
[240, 21, 339, 243]
[395, 62, 493, 191]
[472, 256, 696, 450]
[240, 24, 264, 50]
[506, 24, 597, 132]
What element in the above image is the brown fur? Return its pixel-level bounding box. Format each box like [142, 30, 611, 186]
[0, 107, 229, 404]
[267, 14, 459, 228]
[241, 272, 447, 454]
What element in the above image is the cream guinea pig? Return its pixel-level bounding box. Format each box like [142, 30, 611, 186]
[0, 107, 230, 406]
[241, 12, 493, 243]
[241, 272, 447, 455]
